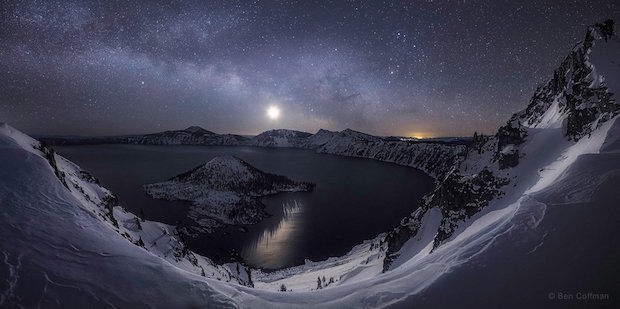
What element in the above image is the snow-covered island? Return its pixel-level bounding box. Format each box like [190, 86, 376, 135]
[144, 156, 315, 232]
[1, 20, 619, 308]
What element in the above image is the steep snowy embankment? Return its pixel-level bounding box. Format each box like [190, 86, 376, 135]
[231, 20, 620, 305]
[1, 20, 618, 309]
[0, 124, 257, 307]
[381, 20, 619, 268]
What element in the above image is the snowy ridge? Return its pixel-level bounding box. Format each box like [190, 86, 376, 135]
[0, 123, 253, 293]
[39, 126, 249, 146]
[251, 235, 388, 292]
[1, 20, 619, 308]
[518, 20, 617, 140]
[125, 127, 248, 145]
[228, 20, 620, 305]
[252, 128, 466, 179]
[144, 156, 314, 232]
[249, 129, 313, 147]
[382, 19, 620, 268]
[304, 128, 465, 178]
[41, 126, 467, 179]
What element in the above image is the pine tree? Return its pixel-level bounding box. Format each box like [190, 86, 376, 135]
[135, 217, 142, 230]
[280, 284, 287, 292]
[181, 242, 189, 257]
[316, 277, 322, 289]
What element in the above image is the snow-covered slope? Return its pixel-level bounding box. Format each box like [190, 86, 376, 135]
[144, 156, 314, 232]
[381, 19, 619, 269]
[520, 20, 617, 140]
[42, 126, 467, 180]
[251, 128, 466, 179]
[2, 20, 619, 308]
[0, 124, 254, 300]
[126, 127, 248, 145]
[39, 126, 249, 146]
[227, 20, 620, 306]
[305, 129, 465, 178]
[249, 129, 313, 147]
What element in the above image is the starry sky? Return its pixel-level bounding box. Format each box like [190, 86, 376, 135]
[1, 1, 619, 137]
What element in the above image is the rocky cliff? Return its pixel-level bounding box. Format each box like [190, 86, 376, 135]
[382, 19, 619, 270]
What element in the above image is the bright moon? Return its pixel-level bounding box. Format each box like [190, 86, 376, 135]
[267, 106, 281, 120]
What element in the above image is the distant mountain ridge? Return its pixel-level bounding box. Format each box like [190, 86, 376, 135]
[248, 129, 313, 147]
[39, 126, 248, 146]
[32, 20, 620, 278]
[40, 126, 468, 178]
[39, 126, 470, 147]
[1, 20, 619, 307]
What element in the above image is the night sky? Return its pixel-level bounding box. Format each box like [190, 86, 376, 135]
[1, 1, 618, 137]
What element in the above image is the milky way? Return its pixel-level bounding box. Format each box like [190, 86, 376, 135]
[1, 0, 618, 137]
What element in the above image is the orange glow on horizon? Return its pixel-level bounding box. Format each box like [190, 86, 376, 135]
[408, 132, 433, 139]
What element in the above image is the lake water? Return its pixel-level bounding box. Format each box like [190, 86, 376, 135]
[56, 145, 433, 269]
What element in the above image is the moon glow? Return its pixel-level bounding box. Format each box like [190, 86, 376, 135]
[267, 106, 281, 120]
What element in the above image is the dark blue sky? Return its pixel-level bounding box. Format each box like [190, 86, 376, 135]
[1, 0, 618, 137]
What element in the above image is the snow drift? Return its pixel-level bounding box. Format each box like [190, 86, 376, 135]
[1, 20, 619, 308]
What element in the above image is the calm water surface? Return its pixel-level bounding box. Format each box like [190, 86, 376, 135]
[56, 145, 433, 269]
